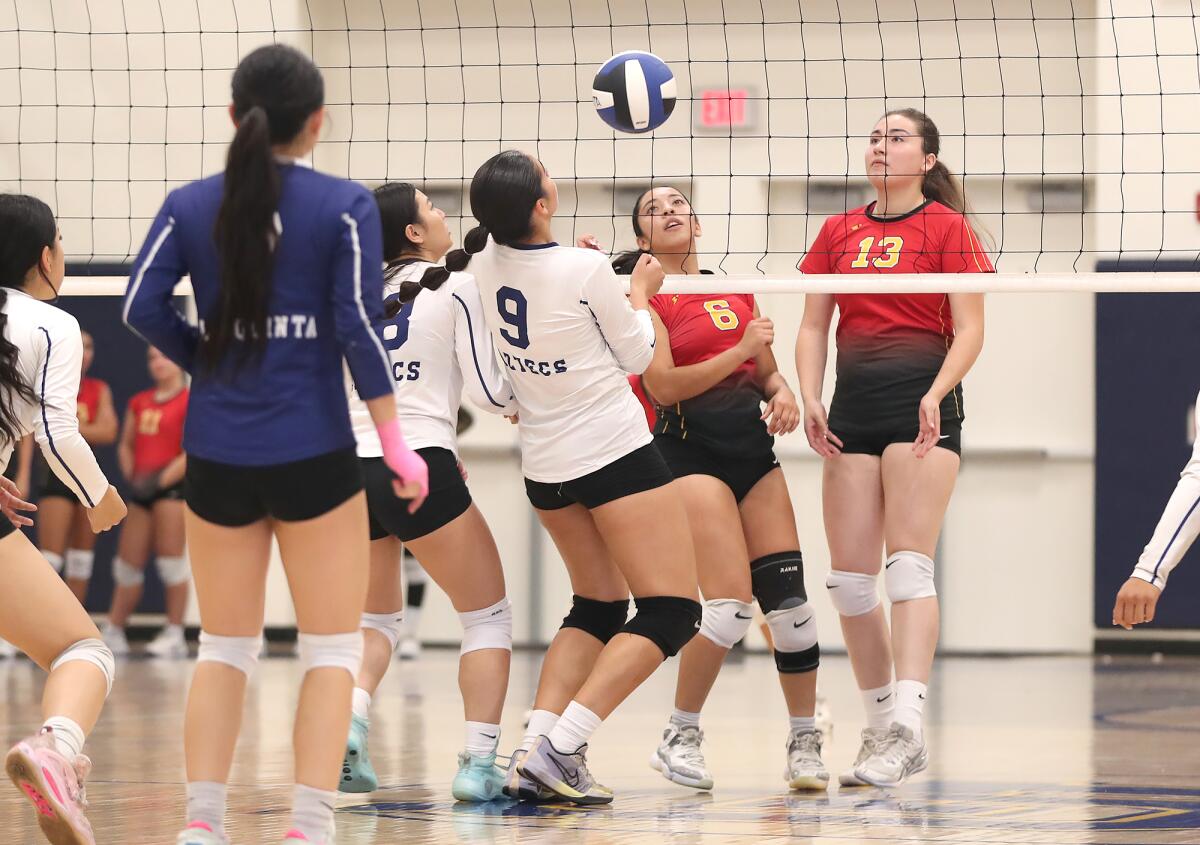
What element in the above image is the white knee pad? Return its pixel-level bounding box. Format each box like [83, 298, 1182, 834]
[825, 570, 881, 617]
[361, 611, 404, 652]
[766, 602, 819, 653]
[459, 598, 513, 655]
[43, 551, 63, 574]
[155, 555, 191, 587]
[884, 551, 937, 602]
[698, 598, 755, 649]
[402, 550, 428, 585]
[112, 557, 145, 587]
[297, 631, 363, 677]
[65, 549, 94, 580]
[197, 631, 263, 677]
[51, 638, 115, 696]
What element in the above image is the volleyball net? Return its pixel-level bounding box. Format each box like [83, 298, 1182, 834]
[2, 0, 1197, 290]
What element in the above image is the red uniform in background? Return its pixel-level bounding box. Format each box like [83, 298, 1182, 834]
[129, 387, 188, 478]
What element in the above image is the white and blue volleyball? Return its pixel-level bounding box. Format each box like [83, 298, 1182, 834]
[592, 51, 677, 134]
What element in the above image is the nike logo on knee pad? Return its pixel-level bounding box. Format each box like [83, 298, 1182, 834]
[734, 612, 753, 620]
[792, 617, 812, 628]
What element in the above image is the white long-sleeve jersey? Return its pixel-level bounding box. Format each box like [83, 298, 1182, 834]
[0, 289, 109, 506]
[469, 239, 656, 482]
[349, 261, 516, 458]
[1131, 390, 1200, 591]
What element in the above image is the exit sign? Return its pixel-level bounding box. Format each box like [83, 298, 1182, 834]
[699, 89, 748, 127]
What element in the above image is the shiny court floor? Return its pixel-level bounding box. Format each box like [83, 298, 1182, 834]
[1, 647, 1198, 844]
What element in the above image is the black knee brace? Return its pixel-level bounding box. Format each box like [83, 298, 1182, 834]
[560, 595, 630, 644]
[750, 551, 808, 613]
[752, 552, 819, 674]
[621, 595, 702, 658]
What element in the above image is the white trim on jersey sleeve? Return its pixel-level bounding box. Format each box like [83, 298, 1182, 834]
[1131, 394, 1200, 591]
[579, 259, 656, 374]
[32, 321, 110, 508]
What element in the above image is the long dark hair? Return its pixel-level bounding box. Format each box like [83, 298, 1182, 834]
[0, 194, 52, 445]
[611, 185, 696, 274]
[446, 150, 545, 273]
[884, 108, 967, 214]
[374, 182, 452, 313]
[202, 44, 324, 372]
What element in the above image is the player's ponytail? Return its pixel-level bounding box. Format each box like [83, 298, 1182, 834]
[204, 44, 324, 374]
[0, 194, 51, 446]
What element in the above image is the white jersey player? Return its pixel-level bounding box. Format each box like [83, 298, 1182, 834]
[1113, 389, 1200, 629]
[341, 182, 517, 804]
[0, 193, 126, 845]
[449, 150, 700, 807]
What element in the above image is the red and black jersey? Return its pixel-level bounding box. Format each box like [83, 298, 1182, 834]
[77, 377, 107, 426]
[649, 285, 772, 457]
[129, 387, 188, 477]
[801, 200, 993, 428]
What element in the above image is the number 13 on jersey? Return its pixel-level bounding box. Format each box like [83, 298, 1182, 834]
[850, 235, 904, 269]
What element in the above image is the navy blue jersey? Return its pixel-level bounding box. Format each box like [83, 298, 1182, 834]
[124, 161, 393, 466]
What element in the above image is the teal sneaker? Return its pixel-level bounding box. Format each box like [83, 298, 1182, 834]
[451, 751, 506, 802]
[339, 714, 378, 793]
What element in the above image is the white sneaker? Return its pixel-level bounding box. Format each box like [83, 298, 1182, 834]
[0, 638, 17, 659]
[397, 636, 421, 661]
[814, 691, 833, 741]
[838, 727, 891, 787]
[145, 627, 188, 658]
[101, 624, 130, 657]
[853, 722, 928, 787]
[175, 821, 229, 844]
[784, 728, 829, 790]
[649, 724, 713, 791]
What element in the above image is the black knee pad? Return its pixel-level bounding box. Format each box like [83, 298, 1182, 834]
[407, 582, 426, 607]
[751, 551, 808, 613]
[775, 643, 820, 674]
[560, 595, 630, 644]
[621, 595, 702, 658]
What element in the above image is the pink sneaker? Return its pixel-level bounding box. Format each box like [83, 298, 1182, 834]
[5, 728, 95, 845]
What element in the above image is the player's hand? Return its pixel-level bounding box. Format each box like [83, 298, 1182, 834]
[0, 476, 36, 528]
[1113, 577, 1162, 630]
[803, 399, 842, 458]
[506, 413, 519, 425]
[912, 392, 942, 458]
[577, 234, 604, 252]
[761, 386, 800, 435]
[87, 486, 128, 533]
[736, 318, 774, 358]
[629, 252, 665, 301]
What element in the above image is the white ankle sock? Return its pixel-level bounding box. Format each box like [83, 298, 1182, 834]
[43, 551, 63, 574]
[789, 716, 816, 733]
[894, 679, 927, 742]
[546, 701, 601, 752]
[464, 721, 500, 757]
[41, 717, 84, 759]
[289, 783, 337, 842]
[669, 708, 700, 729]
[162, 623, 184, 638]
[186, 781, 227, 836]
[862, 682, 895, 729]
[520, 708, 559, 752]
[351, 687, 372, 721]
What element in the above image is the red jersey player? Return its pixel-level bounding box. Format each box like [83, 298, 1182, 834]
[796, 108, 991, 789]
[101, 346, 190, 658]
[598, 184, 830, 794]
[37, 329, 119, 603]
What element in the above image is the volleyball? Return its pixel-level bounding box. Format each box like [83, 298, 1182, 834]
[591, 51, 677, 134]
